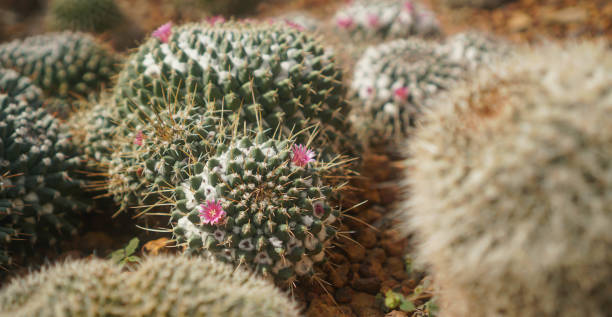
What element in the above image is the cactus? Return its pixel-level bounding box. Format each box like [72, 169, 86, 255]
[170, 131, 342, 283]
[350, 39, 465, 147]
[276, 12, 321, 32]
[114, 21, 354, 160]
[332, 0, 440, 42]
[0, 255, 302, 316]
[443, 31, 510, 70]
[0, 70, 90, 266]
[401, 41, 612, 317]
[0, 68, 42, 103]
[49, 0, 123, 33]
[0, 32, 121, 99]
[0, 259, 124, 316]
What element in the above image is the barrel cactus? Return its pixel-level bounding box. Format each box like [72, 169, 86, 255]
[0, 32, 121, 99]
[332, 0, 440, 42]
[0, 71, 90, 266]
[171, 131, 342, 283]
[0, 255, 302, 317]
[114, 21, 354, 159]
[350, 39, 465, 147]
[444, 31, 510, 69]
[401, 41, 611, 317]
[49, 0, 123, 33]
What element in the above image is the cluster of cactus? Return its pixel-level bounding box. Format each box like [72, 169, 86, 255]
[0, 32, 121, 99]
[114, 21, 354, 159]
[49, 0, 123, 33]
[332, 0, 440, 42]
[0, 69, 90, 266]
[350, 39, 465, 146]
[0, 255, 301, 316]
[443, 31, 510, 69]
[171, 131, 341, 283]
[400, 41, 611, 317]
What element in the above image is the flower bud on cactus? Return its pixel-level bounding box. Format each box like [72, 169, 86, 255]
[401, 41, 611, 317]
[171, 132, 342, 283]
[351, 39, 465, 147]
[0, 69, 90, 266]
[0, 255, 301, 317]
[0, 32, 121, 99]
[332, 0, 440, 42]
[49, 0, 123, 33]
[114, 21, 355, 159]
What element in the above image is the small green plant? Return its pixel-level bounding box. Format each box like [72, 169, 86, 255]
[108, 237, 140, 265]
[384, 290, 416, 312]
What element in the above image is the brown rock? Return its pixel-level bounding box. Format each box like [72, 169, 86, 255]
[344, 240, 366, 262]
[329, 263, 351, 288]
[306, 295, 350, 317]
[368, 248, 387, 263]
[350, 292, 376, 311]
[508, 12, 532, 32]
[357, 208, 383, 223]
[335, 287, 353, 304]
[357, 228, 378, 249]
[352, 277, 382, 294]
[386, 257, 409, 280]
[385, 311, 409, 317]
[381, 239, 404, 257]
[354, 307, 384, 317]
[380, 279, 400, 293]
[359, 260, 383, 279]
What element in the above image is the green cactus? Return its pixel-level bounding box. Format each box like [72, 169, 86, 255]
[49, 0, 123, 33]
[0, 68, 42, 103]
[114, 21, 354, 160]
[0, 32, 121, 99]
[443, 31, 510, 70]
[401, 41, 611, 317]
[0, 255, 302, 317]
[0, 69, 90, 266]
[350, 39, 465, 147]
[332, 0, 440, 43]
[170, 131, 342, 283]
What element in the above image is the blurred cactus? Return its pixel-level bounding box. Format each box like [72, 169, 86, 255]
[332, 0, 441, 42]
[401, 41, 612, 317]
[350, 39, 465, 147]
[0, 68, 42, 103]
[49, 0, 123, 33]
[443, 31, 510, 69]
[0, 69, 90, 266]
[0, 32, 121, 99]
[0, 255, 302, 316]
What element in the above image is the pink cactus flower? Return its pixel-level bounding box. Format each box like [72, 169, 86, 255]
[152, 22, 172, 43]
[394, 87, 410, 101]
[313, 201, 325, 218]
[367, 14, 379, 27]
[199, 200, 226, 225]
[292, 144, 315, 167]
[404, 1, 414, 12]
[206, 15, 226, 25]
[285, 19, 305, 31]
[367, 86, 374, 96]
[134, 131, 144, 146]
[336, 16, 354, 29]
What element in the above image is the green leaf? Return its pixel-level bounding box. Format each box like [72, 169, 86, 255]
[126, 255, 141, 263]
[399, 299, 416, 312]
[124, 237, 140, 256]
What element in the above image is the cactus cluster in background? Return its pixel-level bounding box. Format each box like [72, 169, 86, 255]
[172, 131, 342, 283]
[114, 21, 354, 159]
[401, 41, 611, 317]
[0, 69, 90, 266]
[49, 0, 123, 33]
[443, 31, 510, 69]
[276, 12, 321, 32]
[332, 0, 440, 42]
[0, 32, 121, 100]
[350, 39, 465, 147]
[0, 255, 301, 316]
